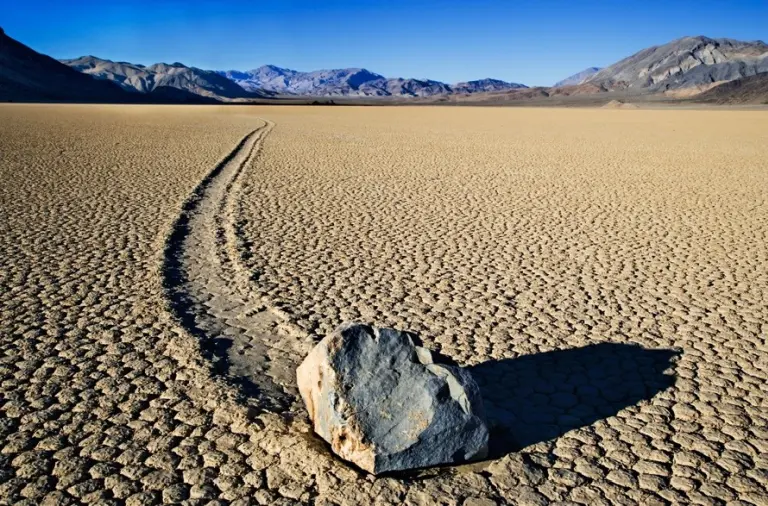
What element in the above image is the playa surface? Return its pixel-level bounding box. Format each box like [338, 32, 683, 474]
[1, 104, 766, 505]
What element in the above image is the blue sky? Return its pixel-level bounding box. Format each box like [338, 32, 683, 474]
[3, 0, 767, 86]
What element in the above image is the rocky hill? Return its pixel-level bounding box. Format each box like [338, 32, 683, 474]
[377, 78, 454, 97]
[452, 78, 528, 94]
[585, 36, 768, 91]
[553, 67, 601, 87]
[62, 56, 266, 100]
[0, 28, 130, 102]
[694, 72, 768, 104]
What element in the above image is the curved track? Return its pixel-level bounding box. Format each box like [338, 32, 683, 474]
[162, 119, 311, 413]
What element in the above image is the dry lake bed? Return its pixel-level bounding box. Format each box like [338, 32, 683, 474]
[1, 104, 766, 505]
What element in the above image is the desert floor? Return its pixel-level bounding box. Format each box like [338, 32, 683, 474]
[1, 104, 766, 505]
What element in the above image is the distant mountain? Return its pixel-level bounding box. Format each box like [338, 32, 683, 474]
[585, 36, 768, 91]
[218, 65, 298, 93]
[62, 56, 268, 100]
[0, 27, 130, 102]
[7, 26, 766, 104]
[219, 65, 437, 97]
[217, 65, 525, 97]
[380, 78, 454, 97]
[553, 67, 601, 87]
[452, 78, 528, 94]
[695, 72, 768, 104]
[218, 65, 389, 95]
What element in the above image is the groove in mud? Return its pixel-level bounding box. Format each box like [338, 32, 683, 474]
[161, 121, 301, 413]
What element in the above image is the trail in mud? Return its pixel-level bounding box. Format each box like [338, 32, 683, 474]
[162, 119, 311, 413]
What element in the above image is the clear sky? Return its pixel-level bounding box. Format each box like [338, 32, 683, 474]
[3, 0, 767, 86]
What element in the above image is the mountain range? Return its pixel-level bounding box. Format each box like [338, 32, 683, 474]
[216, 66, 528, 97]
[1, 27, 766, 104]
[61, 56, 269, 99]
[61, 35, 768, 100]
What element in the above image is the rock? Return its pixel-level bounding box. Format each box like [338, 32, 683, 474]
[296, 323, 489, 474]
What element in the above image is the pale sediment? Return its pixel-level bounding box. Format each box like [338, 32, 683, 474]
[1, 104, 766, 505]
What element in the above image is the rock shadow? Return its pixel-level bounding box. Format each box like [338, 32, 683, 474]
[469, 343, 679, 458]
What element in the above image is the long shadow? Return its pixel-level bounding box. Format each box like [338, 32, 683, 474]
[469, 343, 679, 457]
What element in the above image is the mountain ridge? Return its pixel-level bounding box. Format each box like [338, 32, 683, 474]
[584, 35, 768, 90]
[0, 29, 131, 102]
[61, 55, 268, 100]
[3, 28, 767, 104]
[216, 65, 527, 97]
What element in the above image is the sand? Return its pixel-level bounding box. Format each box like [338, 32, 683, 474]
[1, 104, 767, 505]
[602, 100, 640, 109]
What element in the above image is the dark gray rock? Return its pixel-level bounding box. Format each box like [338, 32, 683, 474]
[297, 323, 488, 474]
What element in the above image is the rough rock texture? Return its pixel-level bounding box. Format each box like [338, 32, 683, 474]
[659, 54, 768, 90]
[297, 323, 489, 474]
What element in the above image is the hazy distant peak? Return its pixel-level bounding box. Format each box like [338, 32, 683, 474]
[256, 63, 293, 72]
[146, 62, 189, 71]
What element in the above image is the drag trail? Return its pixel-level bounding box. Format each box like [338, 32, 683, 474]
[162, 118, 311, 414]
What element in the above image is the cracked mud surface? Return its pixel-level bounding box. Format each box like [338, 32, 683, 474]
[1, 104, 767, 505]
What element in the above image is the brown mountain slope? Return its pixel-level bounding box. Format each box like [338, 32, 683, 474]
[0, 27, 131, 102]
[694, 72, 768, 104]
